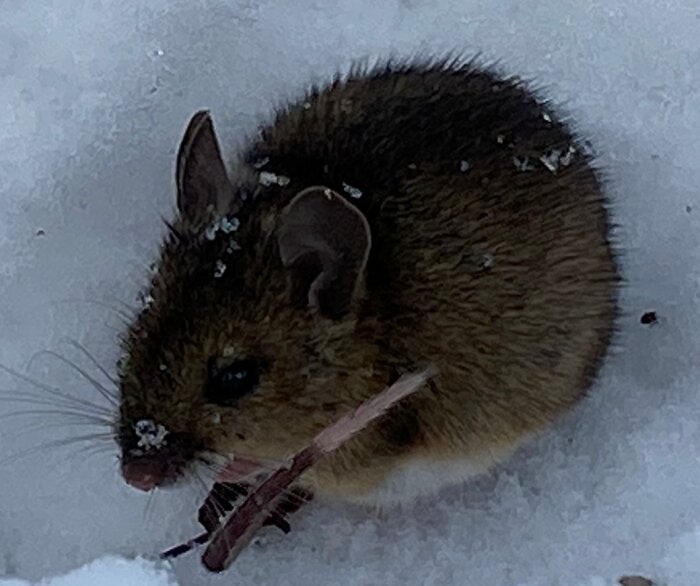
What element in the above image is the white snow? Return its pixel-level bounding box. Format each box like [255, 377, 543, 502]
[259, 171, 291, 187]
[205, 216, 239, 241]
[0, 557, 177, 586]
[134, 420, 169, 450]
[2, 0, 700, 585]
[342, 182, 363, 199]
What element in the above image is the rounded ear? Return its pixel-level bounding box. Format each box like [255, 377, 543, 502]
[176, 110, 235, 229]
[277, 186, 372, 318]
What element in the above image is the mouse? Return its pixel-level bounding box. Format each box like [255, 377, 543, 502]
[117, 56, 619, 508]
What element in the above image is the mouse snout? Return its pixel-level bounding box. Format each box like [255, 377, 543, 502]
[119, 419, 198, 492]
[121, 456, 168, 492]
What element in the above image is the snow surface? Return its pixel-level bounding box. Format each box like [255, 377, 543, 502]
[2, 0, 700, 585]
[0, 557, 176, 586]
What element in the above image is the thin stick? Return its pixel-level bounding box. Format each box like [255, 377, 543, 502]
[202, 368, 433, 572]
[161, 533, 209, 559]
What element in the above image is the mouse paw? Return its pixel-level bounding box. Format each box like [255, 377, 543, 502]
[261, 486, 314, 534]
[198, 482, 249, 534]
[198, 482, 313, 535]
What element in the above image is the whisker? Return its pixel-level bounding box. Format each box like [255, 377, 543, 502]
[0, 391, 114, 419]
[61, 338, 118, 387]
[76, 442, 116, 457]
[27, 350, 118, 407]
[58, 444, 117, 466]
[11, 419, 115, 440]
[0, 433, 116, 467]
[0, 363, 113, 417]
[0, 407, 114, 427]
[193, 470, 218, 508]
[104, 292, 140, 315]
[193, 471, 229, 529]
[0, 391, 113, 416]
[64, 440, 117, 466]
[65, 434, 115, 454]
[142, 486, 158, 530]
[53, 298, 133, 324]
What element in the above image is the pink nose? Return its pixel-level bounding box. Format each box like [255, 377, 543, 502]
[122, 458, 167, 492]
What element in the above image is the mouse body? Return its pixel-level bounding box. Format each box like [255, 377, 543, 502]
[117, 57, 619, 507]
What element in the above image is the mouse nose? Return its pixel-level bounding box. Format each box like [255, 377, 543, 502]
[121, 456, 168, 492]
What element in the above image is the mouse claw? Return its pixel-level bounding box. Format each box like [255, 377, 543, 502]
[198, 482, 250, 533]
[262, 512, 291, 534]
[198, 482, 313, 535]
[261, 487, 313, 534]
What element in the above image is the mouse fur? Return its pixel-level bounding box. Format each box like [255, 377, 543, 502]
[117, 56, 619, 506]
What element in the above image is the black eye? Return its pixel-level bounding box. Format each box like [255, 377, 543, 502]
[205, 358, 262, 406]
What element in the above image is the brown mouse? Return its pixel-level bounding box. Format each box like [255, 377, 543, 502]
[117, 57, 619, 507]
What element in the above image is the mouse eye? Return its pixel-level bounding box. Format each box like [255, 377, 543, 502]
[205, 358, 262, 406]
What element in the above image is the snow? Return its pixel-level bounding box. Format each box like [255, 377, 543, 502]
[0, 557, 177, 586]
[1, 0, 700, 585]
[134, 420, 169, 450]
[342, 182, 363, 199]
[259, 171, 291, 187]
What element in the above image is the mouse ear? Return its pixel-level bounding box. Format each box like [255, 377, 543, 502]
[277, 186, 371, 318]
[176, 110, 235, 229]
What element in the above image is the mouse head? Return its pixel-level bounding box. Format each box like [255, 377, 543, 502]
[117, 112, 380, 492]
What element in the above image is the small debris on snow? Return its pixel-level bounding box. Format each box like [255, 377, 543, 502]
[619, 576, 654, 586]
[513, 156, 534, 172]
[560, 145, 576, 167]
[459, 160, 471, 173]
[35, 228, 45, 237]
[205, 216, 240, 241]
[205, 225, 218, 241]
[135, 419, 157, 436]
[135, 419, 169, 450]
[214, 260, 227, 278]
[259, 171, 290, 187]
[220, 217, 239, 234]
[252, 157, 269, 169]
[641, 311, 658, 326]
[342, 182, 363, 199]
[140, 293, 155, 308]
[540, 149, 562, 173]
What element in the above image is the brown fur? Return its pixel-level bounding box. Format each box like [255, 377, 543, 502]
[118, 57, 619, 502]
